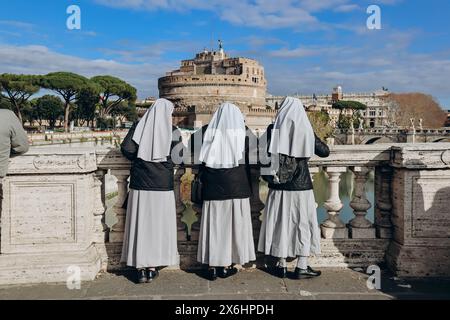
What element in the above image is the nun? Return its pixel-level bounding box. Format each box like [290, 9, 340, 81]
[120, 98, 180, 284]
[258, 97, 330, 279]
[196, 102, 256, 281]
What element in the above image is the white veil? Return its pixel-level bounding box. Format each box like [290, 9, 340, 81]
[132, 98, 174, 162]
[269, 96, 315, 158]
[199, 102, 246, 169]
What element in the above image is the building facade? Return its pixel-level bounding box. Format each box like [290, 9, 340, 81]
[267, 86, 391, 128]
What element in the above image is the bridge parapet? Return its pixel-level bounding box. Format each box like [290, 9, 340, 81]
[1, 143, 449, 284]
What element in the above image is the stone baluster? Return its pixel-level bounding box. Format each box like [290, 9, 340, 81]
[310, 166, 320, 209]
[93, 170, 109, 270]
[250, 166, 265, 242]
[109, 170, 130, 243]
[174, 166, 187, 241]
[93, 170, 109, 243]
[321, 167, 348, 239]
[349, 167, 376, 238]
[190, 166, 202, 241]
[374, 166, 393, 238]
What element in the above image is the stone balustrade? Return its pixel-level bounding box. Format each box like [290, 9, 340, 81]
[28, 130, 129, 146]
[1, 143, 450, 284]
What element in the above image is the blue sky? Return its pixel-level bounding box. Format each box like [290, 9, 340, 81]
[0, 0, 449, 107]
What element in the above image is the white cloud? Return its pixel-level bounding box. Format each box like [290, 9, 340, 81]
[0, 44, 172, 99]
[94, 0, 356, 29]
[1, 37, 448, 106]
[0, 20, 35, 30]
[261, 39, 450, 105]
[334, 4, 360, 12]
[98, 40, 202, 62]
[269, 46, 322, 58]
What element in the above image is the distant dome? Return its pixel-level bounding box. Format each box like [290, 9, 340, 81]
[333, 85, 343, 94]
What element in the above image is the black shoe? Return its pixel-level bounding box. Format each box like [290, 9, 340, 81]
[147, 269, 159, 282]
[206, 267, 218, 281]
[218, 267, 238, 279]
[271, 266, 287, 279]
[137, 269, 148, 284]
[294, 266, 322, 279]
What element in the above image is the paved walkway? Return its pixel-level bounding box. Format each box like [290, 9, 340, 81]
[0, 268, 449, 300]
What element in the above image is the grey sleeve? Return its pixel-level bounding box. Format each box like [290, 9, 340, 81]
[10, 113, 29, 156]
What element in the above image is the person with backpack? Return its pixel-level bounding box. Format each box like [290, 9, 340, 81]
[258, 97, 330, 279]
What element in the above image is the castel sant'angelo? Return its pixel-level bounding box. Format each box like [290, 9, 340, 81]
[156, 41, 391, 130]
[158, 41, 274, 129]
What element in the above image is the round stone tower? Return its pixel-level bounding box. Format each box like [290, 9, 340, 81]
[158, 42, 267, 111]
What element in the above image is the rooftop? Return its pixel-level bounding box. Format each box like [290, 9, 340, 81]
[164, 41, 264, 78]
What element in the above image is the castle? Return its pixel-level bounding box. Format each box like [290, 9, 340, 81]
[158, 41, 266, 111]
[158, 42, 268, 128]
[153, 43, 391, 130]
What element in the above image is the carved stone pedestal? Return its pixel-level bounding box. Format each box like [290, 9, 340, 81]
[0, 148, 106, 285]
[386, 145, 450, 277]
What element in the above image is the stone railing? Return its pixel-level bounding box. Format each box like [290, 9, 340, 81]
[1, 143, 450, 284]
[28, 130, 129, 146]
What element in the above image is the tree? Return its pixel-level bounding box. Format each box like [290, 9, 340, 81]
[307, 110, 333, 140]
[337, 112, 363, 131]
[333, 100, 367, 131]
[31, 95, 64, 128]
[0, 94, 13, 110]
[0, 74, 40, 123]
[40, 72, 99, 132]
[72, 88, 99, 127]
[110, 101, 138, 127]
[332, 100, 367, 111]
[91, 75, 137, 118]
[385, 93, 447, 128]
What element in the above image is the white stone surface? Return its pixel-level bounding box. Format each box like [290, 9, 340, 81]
[0, 147, 105, 285]
[1, 143, 449, 284]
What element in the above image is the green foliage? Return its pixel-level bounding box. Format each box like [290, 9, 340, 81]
[96, 117, 114, 130]
[332, 100, 367, 110]
[0, 94, 13, 110]
[337, 112, 364, 131]
[337, 114, 352, 130]
[72, 87, 99, 126]
[0, 74, 40, 122]
[307, 111, 333, 140]
[40, 72, 93, 98]
[110, 101, 138, 123]
[91, 75, 137, 118]
[31, 95, 64, 128]
[20, 102, 34, 124]
[40, 72, 100, 132]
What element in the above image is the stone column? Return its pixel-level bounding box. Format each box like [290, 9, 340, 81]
[190, 166, 202, 241]
[374, 166, 393, 238]
[349, 167, 376, 239]
[321, 167, 347, 239]
[250, 166, 265, 242]
[174, 166, 187, 241]
[109, 170, 129, 243]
